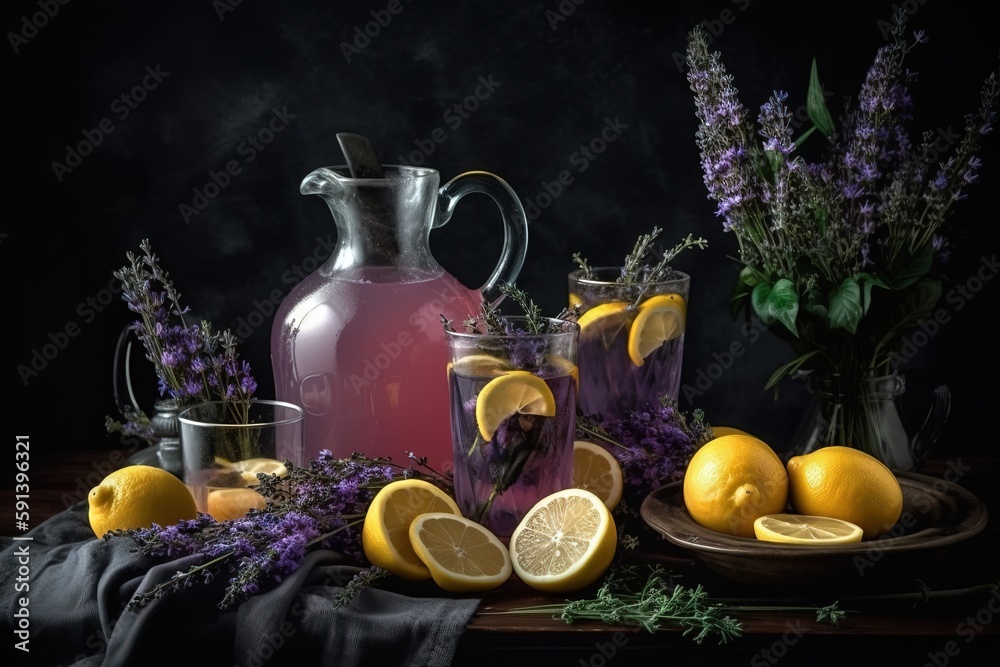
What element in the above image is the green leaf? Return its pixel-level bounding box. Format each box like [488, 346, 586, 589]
[752, 280, 799, 335]
[750, 283, 776, 325]
[807, 58, 835, 138]
[885, 244, 934, 290]
[793, 125, 818, 149]
[739, 265, 768, 287]
[768, 279, 800, 336]
[764, 350, 821, 393]
[805, 289, 827, 319]
[765, 149, 784, 181]
[828, 277, 864, 333]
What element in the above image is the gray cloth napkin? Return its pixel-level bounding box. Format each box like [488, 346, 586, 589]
[1, 502, 481, 666]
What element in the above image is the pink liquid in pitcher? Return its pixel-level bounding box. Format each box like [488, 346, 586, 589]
[271, 265, 482, 470]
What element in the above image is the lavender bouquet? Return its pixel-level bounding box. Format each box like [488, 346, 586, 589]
[686, 11, 998, 385]
[105, 239, 258, 445]
[685, 11, 998, 457]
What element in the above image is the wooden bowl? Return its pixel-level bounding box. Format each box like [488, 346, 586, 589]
[639, 470, 989, 588]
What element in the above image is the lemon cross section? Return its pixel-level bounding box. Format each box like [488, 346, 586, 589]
[475, 370, 557, 441]
[753, 513, 864, 545]
[576, 301, 630, 349]
[408, 512, 512, 593]
[627, 293, 686, 366]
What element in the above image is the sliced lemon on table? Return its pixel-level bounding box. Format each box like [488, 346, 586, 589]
[572, 440, 623, 511]
[753, 513, 864, 545]
[508, 488, 617, 593]
[627, 293, 686, 366]
[408, 512, 512, 593]
[362, 479, 462, 581]
[475, 370, 556, 441]
[448, 353, 513, 378]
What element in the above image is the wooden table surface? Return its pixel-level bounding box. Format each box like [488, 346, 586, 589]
[4, 446, 999, 665]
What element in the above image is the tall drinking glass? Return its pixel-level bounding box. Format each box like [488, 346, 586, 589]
[179, 399, 303, 521]
[568, 268, 690, 422]
[445, 317, 579, 539]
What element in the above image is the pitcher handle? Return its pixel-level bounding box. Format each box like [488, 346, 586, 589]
[910, 384, 951, 464]
[113, 324, 143, 418]
[435, 170, 528, 306]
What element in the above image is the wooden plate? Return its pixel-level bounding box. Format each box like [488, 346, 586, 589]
[639, 470, 989, 588]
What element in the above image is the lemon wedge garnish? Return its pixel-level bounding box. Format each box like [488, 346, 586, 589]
[475, 370, 556, 441]
[626, 293, 686, 366]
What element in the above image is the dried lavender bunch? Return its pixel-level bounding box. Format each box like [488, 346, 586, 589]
[576, 396, 714, 508]
[106, 239, 258, 440]
[115, 450, 452, 611]
[686, 10, 999, 386]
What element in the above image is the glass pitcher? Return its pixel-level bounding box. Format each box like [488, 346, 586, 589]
[271, 164, 528, 471]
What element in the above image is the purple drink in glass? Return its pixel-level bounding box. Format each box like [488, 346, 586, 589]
[569, 268, 690, 422]
[445, 319, 579, 539]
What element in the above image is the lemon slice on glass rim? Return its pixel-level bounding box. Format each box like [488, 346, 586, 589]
[626, 293, 686, 366]
[474, 370, 556, 441]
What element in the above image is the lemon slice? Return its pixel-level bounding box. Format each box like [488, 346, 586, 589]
[572, 441, 623, 511]
[753, 513, 863, 545]
[231, 458, 288, 486]
[448, 353, 513, 378]
[568, 292, 583, 308]
[206, 487, 266, 522]
[508, 488, 617, 593]
[627, 293, 686, 366]
[475, 370, 557, 441]
[408, 512, 512, 593]
[362, 479, 462, 581]
[576, 301, 630, 349]
[546, 353, 580, 391]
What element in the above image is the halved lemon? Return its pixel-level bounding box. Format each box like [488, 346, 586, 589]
[408, 512, 512, 593]
[361, 479, 463, 581]
[475, 370, 556, 441]
[753, 513, 864, 545]
[626, 293, 686, 366]
[508, 488, 617, 593]
[448, 353, 513, 378]
[572, 440, 623, 511]
[206, 487, 266, 522]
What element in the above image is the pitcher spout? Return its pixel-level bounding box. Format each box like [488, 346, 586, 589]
[300, 167, 346, 197]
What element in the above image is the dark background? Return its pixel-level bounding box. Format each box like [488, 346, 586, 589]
[3, 0, 999, 464]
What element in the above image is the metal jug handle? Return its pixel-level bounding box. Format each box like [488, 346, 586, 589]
[112, 324, 143, 418]
[910, 384, 952, 464]
[434, 170, 528, 307]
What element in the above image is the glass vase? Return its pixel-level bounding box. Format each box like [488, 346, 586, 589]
[788, 371, 951, 471]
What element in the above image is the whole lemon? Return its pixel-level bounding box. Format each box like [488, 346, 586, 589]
[88, 465, 198, 538]
[786, 446, 903, 539]
[682, 434, 789, 537]
[708, 426, 753, 440]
